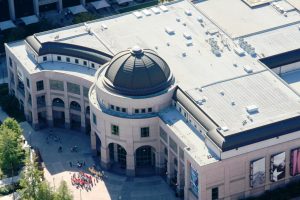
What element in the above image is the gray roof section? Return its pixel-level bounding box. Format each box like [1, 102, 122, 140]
[173, 87, 300, 151]
[104, 48, 174, 96]
[25, 35, 112, 65]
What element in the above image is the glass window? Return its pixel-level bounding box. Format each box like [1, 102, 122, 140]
[148, 107, 152, 113]
[57, 56, 61, 61]
[135, 109, 139, 114]
[160, 128, 168, 142]
[122, 108, 126, 113]
[83, 61, 87, 66]
[75, 59, 79, 64]
[83, 87, 89, 98]
[141, 108, 146, 113]
[26, 78, 30, 88]
[212, 187, 218, 200]
[169, 137, 177, 153]
[37, 95, 46, 108]
[110, 105, 115, 110]
[36, 80, 44, 91]
[91, 63, 95, 68]
[116, 106, 120, 111]
[164, 147, 168, 155]
[43, 56, 47, 61]
[174, 158, 178, 166]
[93, 113, 97, 125]
[9, 57, 12, 67]
[141, 127, 149, 137]
[179, 147, 184, 160]
[67, 82, 80, 95]
[111, 125, 119, 136]
[50, 80, 64, 91]
[66, 57, 70, 62]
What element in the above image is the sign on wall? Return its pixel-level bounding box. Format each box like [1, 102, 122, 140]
[270, 152, 286, 182]
[290, 148, 300, 176]
[250, 157, 266, 187]
[190, 164, 199, 197]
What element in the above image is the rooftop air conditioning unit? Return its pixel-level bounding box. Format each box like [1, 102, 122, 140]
[246, 105, 259, 114]
[159, 5, 168, 12]
[165, 27, 175, 35]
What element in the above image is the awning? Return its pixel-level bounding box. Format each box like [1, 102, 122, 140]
[68, 5, 88, 15]
[91, 0, 110, 9]
[116, 0, 133, 5]
[0, 20, 16, 31]
[21, 15, 39, 25]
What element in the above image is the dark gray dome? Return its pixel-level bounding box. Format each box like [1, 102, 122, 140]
[104, 46, 174, 96]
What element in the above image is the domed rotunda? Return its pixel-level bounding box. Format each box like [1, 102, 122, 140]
[103, 46, 174, 96]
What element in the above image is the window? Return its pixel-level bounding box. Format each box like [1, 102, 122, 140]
[66, 57, 70, 62]
[67, 82, 80, 95]
[134, 109, 139, 114]
[174, 158, 178, 166]
[141, 108, 146, 113]
[179, 107, 182, 112]
[9, 57, 12, 67]
[164, 147, 168, 155]
[93, 113, 97, 125]
[83, 61, 87, 66]
[148, 107, 152, 113]
[37, 95, 46, 108]
[50, 80, 64, 91]
[141, 127, 149, 137]
[91, 63, 95, 68]
[110, 105, 115, 110]
[212, 187, 218, 200]
[116, 106, 120, 111]
[43, 56, 47, 61]
[179, 148, 184, 160]
[26, 78, 30, 88]
[83, 87, 89, 98]
[111, 125, 119, 136]
[36, 80, 44, 91]
[169, 137, 177, 153]
[122, 108, 126, 113]
[75, 59, 79, 64]
[57, 56, 61, 61]
[160, 128, 168, 142]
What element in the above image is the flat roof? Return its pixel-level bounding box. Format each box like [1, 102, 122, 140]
[195, 0, 300, 38]
[159, 107, 219, 166]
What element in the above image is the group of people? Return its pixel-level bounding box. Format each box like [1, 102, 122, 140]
[71, 172, 95, 191]
[69, 161, 86, 168]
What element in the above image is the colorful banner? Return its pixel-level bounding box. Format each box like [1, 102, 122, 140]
[270, 152, 285, 182]
[190, 164, 198, 196]
[250, 158, 265, 187]
[290, 148, 300, 176]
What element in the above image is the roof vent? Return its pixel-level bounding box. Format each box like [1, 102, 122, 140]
[244, 66, 253, 73]
[186, 41, 193, 47]
[151, 7, 160, 14]
[246, 105, 259, 114]
[176, 17, 181, 22]
[221, 126, 229, 132]
[182, 52, 187, 57]
[101, 24, 108, 30]
[183, 32, 192, 40]
[185, 9, 192, 16]
[197, 16, 203, 23]
[133, 11, 143, 18]
[165, 27, 175, 35]
[142, 9, 151, 16]
[159, 5, 168, 12]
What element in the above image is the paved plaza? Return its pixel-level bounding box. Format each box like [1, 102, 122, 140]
[21, 123, 178, 200]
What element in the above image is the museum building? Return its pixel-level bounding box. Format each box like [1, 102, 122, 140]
[4, 0, 300, 199]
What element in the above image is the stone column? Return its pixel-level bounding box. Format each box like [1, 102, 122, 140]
[126, 153, 135, 176]
[33, 0, 39, 17]
[184, 160, 190, 200]
[90, 130, 96, 153]
[63, 82, 70, 128]
[8, 0, 16, 21]
[101, 146, 110, 169]
[80, 87, 85, 133]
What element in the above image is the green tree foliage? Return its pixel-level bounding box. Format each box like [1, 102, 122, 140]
[73, 13, 98, 24]
[0, 117, 23, 137]
[36, 181, 55, 200]
[0, 127, 25, 175]
[19, 156, 43, 200]
[54, 180, 73, 200]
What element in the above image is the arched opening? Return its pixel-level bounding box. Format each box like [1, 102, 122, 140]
[52, 98, 65, 128]
[108, 143, 127, 174]
[52, 98, 64, 107]
[70, 101, 81, 111]
[85, 106, 90, 134]
[135, 145, 156, 176]
[95, 133, 101, 159]
[70, 101, 81, 131]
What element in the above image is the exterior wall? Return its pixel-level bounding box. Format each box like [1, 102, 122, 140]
[271, 61, 300, 75]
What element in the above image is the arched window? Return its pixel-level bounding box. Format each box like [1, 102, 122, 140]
[70, 101, 81, 111]
[52, 98, 64, 107]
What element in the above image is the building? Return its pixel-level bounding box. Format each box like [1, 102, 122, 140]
[4, 0, 300, 199]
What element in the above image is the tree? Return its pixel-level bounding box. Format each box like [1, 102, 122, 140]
[54, 180, 73, 200]
[0, 117, 23, 137]
[19, 155, 43, 200]
[0, 127, 25, 175]
[73, 13, 98, 24]
[36, 181, 55, 200]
